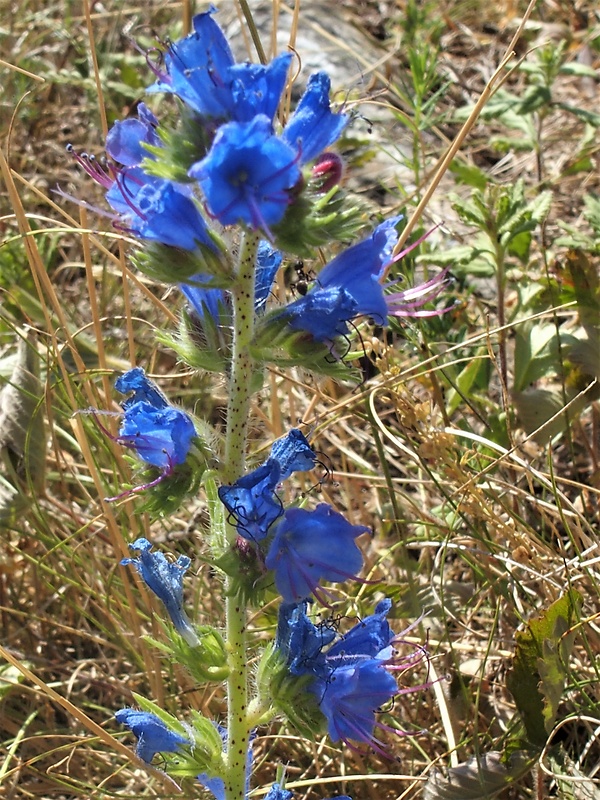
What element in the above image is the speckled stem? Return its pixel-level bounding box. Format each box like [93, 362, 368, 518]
[224, 230, 260, 800]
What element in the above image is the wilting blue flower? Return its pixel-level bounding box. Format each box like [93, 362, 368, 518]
[115, 368, 196, 472]
[148, 7, 292, 124]
[219, 429, 315, 542]
[264, 785, 293, 800]
[218, 460, 282, 543]
[265, 504, 368, 602]
[121, 537, 199, 646]
[189, 115, 301, 231]
[115, 708, 190, 763]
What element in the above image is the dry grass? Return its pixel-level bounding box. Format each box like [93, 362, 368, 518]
[1, 0, 600, 798]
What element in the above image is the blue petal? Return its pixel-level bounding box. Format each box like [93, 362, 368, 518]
[218, 459, 283, 541]
[227, 53, 292, 122]
[276, 601, 335, 676]
[315, 659, 397, 744]
[106, 106, 160, 166]
[265, 504, 367, 602]
[285, 285, 356, 341]
[283, 72, 348, 164]
[180, 280, 224, 320]
[255, 241, 282, 312]
[326, 598, 393, 663]
[264, 784, 294, 800]
[115, 708, 190, 763]
[121, 538, 198, 644]
[270, 429, 315, 480]
[189, 115, 300, 229]
[115, 367, 169, 409]
[132, 182, 214, 251]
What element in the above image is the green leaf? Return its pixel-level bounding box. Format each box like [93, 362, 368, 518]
[423, 751, 534, 800]
[556, 103, 600, 127]
[506, 589, 582, 747]
[0, 331, 46, 522]
[559, 62, 599, 79]
[448, 160, 489, 189]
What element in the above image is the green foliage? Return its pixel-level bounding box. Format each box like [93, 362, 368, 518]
[506, 589, 582, 748]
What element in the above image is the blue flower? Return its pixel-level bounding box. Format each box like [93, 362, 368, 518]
[265, 504, 368, 602]
[105, 102, 160, 166]
[282, 72, 348, 165]
[218, 429, 315, 542]
[115, 368, 196, 472]
[315, 658, 398, 747]
[117, 402, 196, 469]
[189, 115, 301, 231]
[115, 366, 168, 409]
[148, 7, 292, 124]
[115, 708, 190, 763]
[270, 428, 316, 480]
[218, 460, 282, 543]
[283, 217, 402, 341]
[276, 601, 335, 676]
[121, 537, 199, 646]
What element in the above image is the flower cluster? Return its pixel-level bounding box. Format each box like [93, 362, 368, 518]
[69, 6, 438, 798]
[275, 599, 428, 750]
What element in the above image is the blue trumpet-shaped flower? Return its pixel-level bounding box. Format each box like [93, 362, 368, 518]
[148, 7, 292, 125]
[115, 368, 196, 472]
[219, 429, 316, 542]
[282, 218, 451, 341]
[189, 115, 301, 231]
[265, 504, 368, 602]
[316, 658, 399, 747]
[121, 537, 199, 646]
[115, 708, 190, 763]
[276, 599, 424, 750]
[283, 218, 401, 341]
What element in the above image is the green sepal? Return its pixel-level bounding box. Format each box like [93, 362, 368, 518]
[118, 425, 220, 516]
[143, 621, 229, 683]
[272, 183, 369, 257]
[212, 539, 273, 605]
[131, 235, 233, 287]
[128, 693, 224, 778]
[256, 642, 326, 739]
[252, 310, 361, 383]
[142, 105, 213, 183]
[158, 305, 231, 375]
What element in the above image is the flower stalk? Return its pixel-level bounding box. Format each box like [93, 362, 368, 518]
[224, 230, 260, 800]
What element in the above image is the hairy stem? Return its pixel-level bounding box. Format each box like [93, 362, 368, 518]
[224, 230, 260, 800]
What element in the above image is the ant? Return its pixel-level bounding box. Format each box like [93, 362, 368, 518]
[291, 259, 315, 296]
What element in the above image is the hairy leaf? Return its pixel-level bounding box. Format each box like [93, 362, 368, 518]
[506, 589, 582, 747]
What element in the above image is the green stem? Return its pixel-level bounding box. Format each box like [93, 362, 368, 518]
[223, 230, 260, 800]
